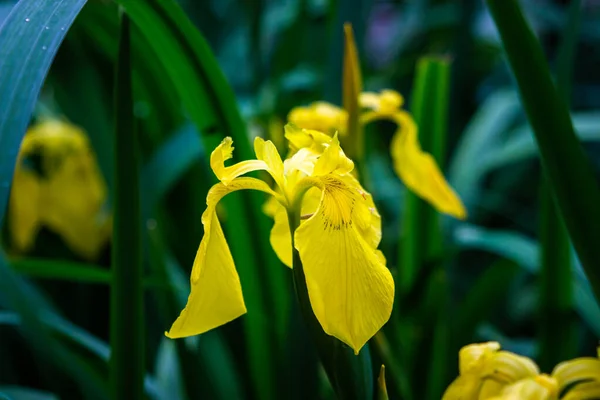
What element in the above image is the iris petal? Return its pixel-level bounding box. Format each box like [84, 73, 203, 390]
[294, 176, 394, 354]
[9, 167, 41, 252]
[166, 177, 277, 338]
[210, 137, 268, 185]
[389, 111, 467, 219]
[441, 374, 483, 400]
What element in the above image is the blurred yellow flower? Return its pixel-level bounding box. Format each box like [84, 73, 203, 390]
[287, 24, 466, 220]
[8, 120, 111, 260]
[287, 102, 348, 136]
[443, 342, 600, 400]
[166, 124, 394, 354]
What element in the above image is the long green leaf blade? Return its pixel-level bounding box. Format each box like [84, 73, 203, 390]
[0, 0, 87, 225]
[110, 11, 144, 400]
[486, 0, 600, 303]
[398, 57, 451, 295]
[538, 0, 582, 369]
[113, 2, 284, 398]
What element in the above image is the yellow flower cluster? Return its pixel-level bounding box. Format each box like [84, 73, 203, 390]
[9, 120, 111, 260]
[443, 342, 600, 400]
[288, 89, 466, 220]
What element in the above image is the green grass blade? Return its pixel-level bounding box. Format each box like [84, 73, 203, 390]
[110, 11, 144, 400]
[398, 57, 451, 294]
[0, 0, 87, 225]
[537, 0, 582, 369]
[486, 0, 600, 303]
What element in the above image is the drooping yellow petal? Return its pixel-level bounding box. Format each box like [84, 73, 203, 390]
[41, 146, 110, 260]
[167, 177, 278, 338]
[488, 375, 557, 400]
[210, 137, 268, 185]
[264, 187, 321, 268]
[389, 111, 467, 219]
[441, 374, 483, 400]
[8, 166, 41, 252]
[478, 351, 540, 398]
[562, 380, 600, 400]
[11, 120, 110, 260]
[552, 357, 600, 391]
[267, 198, 292, 268]
[294, 175, 394, 354]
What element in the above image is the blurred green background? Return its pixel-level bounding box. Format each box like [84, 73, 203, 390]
[1, 0, 600, 399]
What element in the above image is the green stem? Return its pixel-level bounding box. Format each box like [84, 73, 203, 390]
[288, 210, 373, 400]
[110, 10, 144, 400]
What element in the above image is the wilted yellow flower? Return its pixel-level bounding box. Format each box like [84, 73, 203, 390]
[166, 124, 394, 354]
[443, 342, 600, 400]
[8, 120, 110, 260]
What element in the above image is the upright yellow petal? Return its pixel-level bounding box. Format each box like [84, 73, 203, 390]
[312, 133, 354, 177]
[389, 111, 467, 219]
[458, 341, 501, 375]
[254, 137, 285, 191]
[210, 137, 268, 185]
[294, 175, 394, 354]
[284, 124, 332, 154]
[167, 177, 278, 338]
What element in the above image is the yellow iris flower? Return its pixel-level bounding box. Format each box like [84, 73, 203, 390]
[289, 23, 466, 219]
[166, 124, 394, 354]
[443, 342, 600, 400]
[8, 120, 110, 260]
[287, 89, 466, 220]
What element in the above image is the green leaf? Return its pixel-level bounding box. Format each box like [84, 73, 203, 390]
[455, 260, 520, 339]
[110, 11, 144, 400]
[0, 386, 58, 400]
[11, 258, 111, 283]
[0, 0, 87, 225]
[398, 57, 451, 295]
[0, 253, 110, 399]
[486, 0, 600, 303]
[141, 123, 203, 213]
[114, 2, 286, 397]
[448, 90, 521, 212]
[454, 224, 600, 337]
[538, 0, 582, 370]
